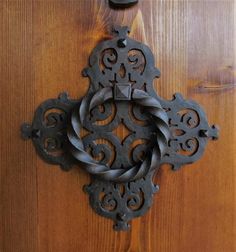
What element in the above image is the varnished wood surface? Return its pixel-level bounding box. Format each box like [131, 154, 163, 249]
[0, 0, 235, 251]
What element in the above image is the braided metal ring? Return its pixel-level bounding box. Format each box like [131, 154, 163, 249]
[67, 87, 170, 183]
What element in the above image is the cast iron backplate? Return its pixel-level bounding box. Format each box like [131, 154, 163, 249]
[21, 26, 219, 231]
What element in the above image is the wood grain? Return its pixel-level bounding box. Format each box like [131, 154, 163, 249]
[0, 0, 235, 251]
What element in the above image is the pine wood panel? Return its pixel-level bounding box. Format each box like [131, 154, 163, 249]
[0, 0, 235, 252]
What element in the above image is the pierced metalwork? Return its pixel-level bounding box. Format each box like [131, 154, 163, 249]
[21, 26, 219, 231]
[84, 171, 158, 231]
[21, 92, 78, 170]
[68, 87, 170, 183]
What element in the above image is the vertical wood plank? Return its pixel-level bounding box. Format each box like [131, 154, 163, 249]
[0, 1, 38, 252]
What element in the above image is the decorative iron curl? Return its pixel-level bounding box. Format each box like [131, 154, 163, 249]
[67, 87, 170, 183]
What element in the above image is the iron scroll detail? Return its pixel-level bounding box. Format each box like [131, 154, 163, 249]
[68, 87, 170, 183]
[21, 26, 219, 231]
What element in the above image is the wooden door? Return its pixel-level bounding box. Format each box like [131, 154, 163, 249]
[1, 0, 235, 251]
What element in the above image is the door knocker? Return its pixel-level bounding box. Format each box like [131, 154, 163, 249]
[21, 26, 219, 231]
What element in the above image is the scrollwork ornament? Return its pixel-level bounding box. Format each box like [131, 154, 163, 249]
[21, 26, 219, 231]
[67, 87, 170, 183]
[21, 92, 78, 170]
[84, 171, 158, 230]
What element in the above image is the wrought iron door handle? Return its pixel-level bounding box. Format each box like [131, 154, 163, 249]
[68, 87, 170, 183]
[21, 26, 219, 231]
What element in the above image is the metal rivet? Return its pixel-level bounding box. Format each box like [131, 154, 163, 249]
[117, 38, 127, 48]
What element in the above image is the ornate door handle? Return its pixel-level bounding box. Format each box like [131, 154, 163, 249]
[68, 85, 170, 183]
[21, 26, 219, 231]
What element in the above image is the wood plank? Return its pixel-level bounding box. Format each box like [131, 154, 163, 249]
[0, 1, 38, 252]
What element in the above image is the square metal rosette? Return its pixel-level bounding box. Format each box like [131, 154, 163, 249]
[114, 83, 132, 100]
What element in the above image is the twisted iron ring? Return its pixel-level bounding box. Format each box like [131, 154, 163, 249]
[67, 87, 170, 183]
